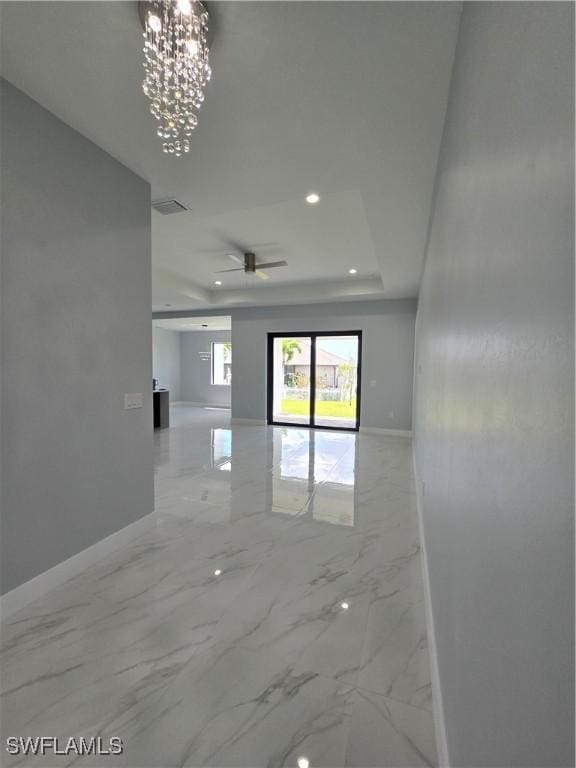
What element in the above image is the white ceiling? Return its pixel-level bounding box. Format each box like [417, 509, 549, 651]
[154, 316, 231, 332]
[0, 1, 462, 311]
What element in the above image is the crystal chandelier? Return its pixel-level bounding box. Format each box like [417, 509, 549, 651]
[142, 0, 211, 157]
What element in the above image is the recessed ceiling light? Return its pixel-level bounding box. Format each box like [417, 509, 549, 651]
[305, 192, 320, 205]
[213, 569, 222, 576]
[297, 758, 310, 768]
[340, 601, 350, 611]
[214, 280, 222, 286]
[348, 268, 358, 275]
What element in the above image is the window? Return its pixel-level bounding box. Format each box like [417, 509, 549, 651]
[212, 342, 232, 385]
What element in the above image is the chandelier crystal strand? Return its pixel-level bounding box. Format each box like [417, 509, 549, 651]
[142, 0, 211, 157]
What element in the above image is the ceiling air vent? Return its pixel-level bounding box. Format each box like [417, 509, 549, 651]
[152, 198, 189, 215]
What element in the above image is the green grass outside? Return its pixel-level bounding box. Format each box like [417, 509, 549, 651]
[281, 398, 357, 418]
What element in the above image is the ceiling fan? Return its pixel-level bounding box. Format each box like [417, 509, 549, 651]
[215, 250, 288, 281]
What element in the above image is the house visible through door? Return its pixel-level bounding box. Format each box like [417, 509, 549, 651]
[267, 331, 362, 431]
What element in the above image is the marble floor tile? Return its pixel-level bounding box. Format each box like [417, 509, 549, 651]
[1, 405, 436, 767]
[344, 688, 436, 767]
[106, 645, 355, 768]
[356, 586, 432, 709]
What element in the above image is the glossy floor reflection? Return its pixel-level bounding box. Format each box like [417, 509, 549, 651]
[1, 405, 436, 767]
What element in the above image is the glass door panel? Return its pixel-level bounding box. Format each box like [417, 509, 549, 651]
[271, 336, 312, 425]
[313, 335, 360, 429]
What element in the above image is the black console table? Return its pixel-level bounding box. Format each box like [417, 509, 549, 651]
[153, 389, 170, 429]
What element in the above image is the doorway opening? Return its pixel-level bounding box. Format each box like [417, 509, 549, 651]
[267, 331, 362, 431]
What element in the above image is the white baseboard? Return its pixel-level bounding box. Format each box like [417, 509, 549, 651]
[359, 427, 412, 438]
[176, 401, 231, 409]
[175, 400, 231, 409]
[230, 418, 267, 425]
[0, 512, 157, 621]
[412, 444, 450, 767]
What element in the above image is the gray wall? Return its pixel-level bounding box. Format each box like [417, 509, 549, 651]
[1, 80, 154, 594]
[413, 5, 574, 766]
[153, 326, 181, 400]
[231, 300, 416, 429]
[180, 330, 232, 407]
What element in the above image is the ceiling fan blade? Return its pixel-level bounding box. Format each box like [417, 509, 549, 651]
[247, 242, 283, 254]
[213, 230, 282, 253]
[213, 232, 250, 253]
[255, 270, 271, 281]
[215, 267, 244, 273]
[227, 253, 244, 264]
[255, 260, 288, 270]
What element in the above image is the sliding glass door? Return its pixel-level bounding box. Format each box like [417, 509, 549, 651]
[313, 335, 360, 429]
[270, 335, 312, 425]
[267, 331, 362, 431]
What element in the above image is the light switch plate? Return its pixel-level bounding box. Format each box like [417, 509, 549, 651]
[124, 393, 143, 410]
